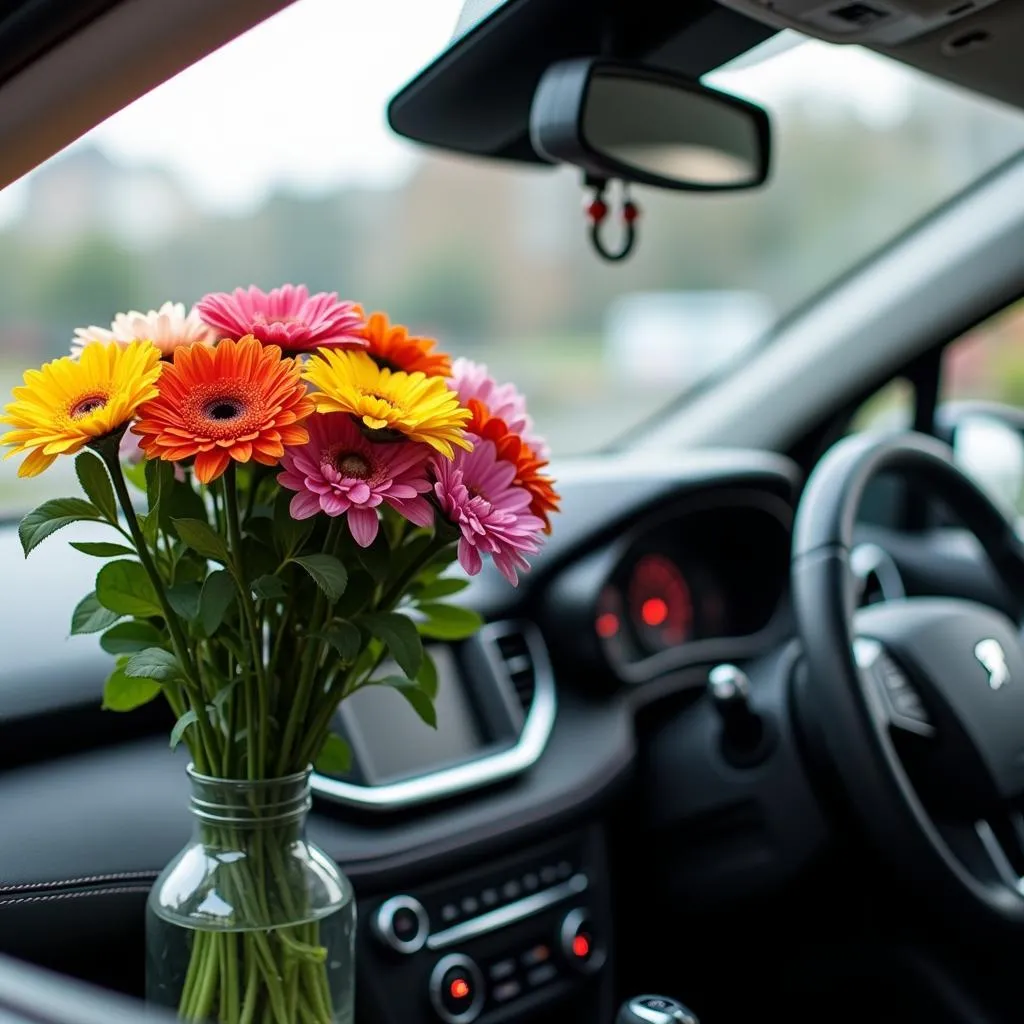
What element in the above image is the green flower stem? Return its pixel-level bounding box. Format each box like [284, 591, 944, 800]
[223, 464, 268, 778]
[380, 532, 457, 611]
[275, 519, 341, 775]
[101, 449, 218, 773]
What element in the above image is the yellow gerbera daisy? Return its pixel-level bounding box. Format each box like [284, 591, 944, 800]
[1, 340, 161, 477]
[303, 350, 472, 459]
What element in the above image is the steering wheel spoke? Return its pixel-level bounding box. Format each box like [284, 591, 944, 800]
[853, 636, 936, 738]
[939, 814, 1024, 895]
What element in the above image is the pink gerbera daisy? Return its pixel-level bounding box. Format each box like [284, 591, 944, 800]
[432, 435, 545, 586]
[278, 412, 433, 547]
[450, 358, 549, 458]
[196, 284, 367, 354]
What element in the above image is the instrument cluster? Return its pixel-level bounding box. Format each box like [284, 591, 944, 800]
[543, 491, 793, 685]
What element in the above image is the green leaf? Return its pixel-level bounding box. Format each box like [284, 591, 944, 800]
[293, 554, 348, 602]
[244, 516, 276, 549]
[145, 459, 173, 519]
[169, 710, 198, 750]
[354, 531, 391, 583]
[70, 592, 121, 635]
[70, 541, 137, 558]
[172, 518, 230, 563]
[241, 537, 278, 581]
[417, 649, 439, 700]
[372, 675, 437, 728]
[334, 570, 375, 619]
[389, 531, 434, 581]
[358, 612, 423, 679]
[416, 577, 470, 601]
[100, 620, 166, 655]
[123, 647, 183, 683]
[74, 452, 118, 523]
[314, 734, 352, 775]
[165, 480, 208, 525]
[416, 603, 483, 641]
[102, 665, 161, 711]
[166, 582, 201, 621]
[138, 510, 159, 547]
[18, 497, 102, 556]
[274, 489, 315, 556]
[95, 559, 163, 617]
[251, 575, 287, 600]
[199, 570, 237, 636]
[310, 622, 362, 664]
[122, 459, 148, 492]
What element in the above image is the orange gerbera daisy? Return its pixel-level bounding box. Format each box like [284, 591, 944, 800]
[360, 311, 451, 377]
[132, 335, 314, 484]
[467, 398, 560, 533]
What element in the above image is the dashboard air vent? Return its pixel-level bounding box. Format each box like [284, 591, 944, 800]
[495, 630, 536, 713]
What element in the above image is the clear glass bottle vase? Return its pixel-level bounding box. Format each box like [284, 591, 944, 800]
[146, 767, 356, 1024]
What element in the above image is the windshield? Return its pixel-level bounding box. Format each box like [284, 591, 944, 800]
[1, 1, 1023, 516]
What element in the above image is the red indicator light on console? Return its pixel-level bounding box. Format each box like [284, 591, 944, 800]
[596, 612, 619, 639]
[572, 935, 591, 959]
[641, 597, 668, 627]
[450, 978, 470, 1000]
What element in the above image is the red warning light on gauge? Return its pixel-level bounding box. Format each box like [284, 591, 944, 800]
[629, 554, 693, 649]
[449, 978, 470, 1000]
[572, 934, 591, 959]
[596, 612, 620, 638]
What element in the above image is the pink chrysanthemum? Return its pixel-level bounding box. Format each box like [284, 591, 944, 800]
[278, 412, 433, 547]
[432, 435, 545, 586]
[450, 358, 549, 459]
[196, 284, 367, 354]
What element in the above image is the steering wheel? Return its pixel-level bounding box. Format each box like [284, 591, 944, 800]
[791, 431, 1024, 926]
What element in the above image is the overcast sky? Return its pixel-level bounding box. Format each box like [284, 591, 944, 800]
[5, 0, 923, 215]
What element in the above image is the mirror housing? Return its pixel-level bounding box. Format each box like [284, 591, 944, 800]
[529, 58, 771, 191]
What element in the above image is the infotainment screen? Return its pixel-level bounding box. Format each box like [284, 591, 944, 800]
[337, 645, 484, 784]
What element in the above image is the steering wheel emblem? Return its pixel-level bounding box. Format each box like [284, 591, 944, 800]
[974, 638, 1010, 690]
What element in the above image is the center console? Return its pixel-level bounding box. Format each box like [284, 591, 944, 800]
[359, 826, 612, 1024]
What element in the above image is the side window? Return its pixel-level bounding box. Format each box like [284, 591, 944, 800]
[849, 377, 914, 433]
[942, 298, 1024, 407]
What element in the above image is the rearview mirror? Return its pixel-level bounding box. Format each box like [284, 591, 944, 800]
[529, 58, 771, 191]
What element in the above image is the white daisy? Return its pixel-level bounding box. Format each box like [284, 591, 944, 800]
[71, 301, 214, 359]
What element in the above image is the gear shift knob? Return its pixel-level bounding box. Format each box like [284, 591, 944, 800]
[617, 995, 699, 1024]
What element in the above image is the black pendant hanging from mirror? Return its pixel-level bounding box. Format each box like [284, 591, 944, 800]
[584, 177, 640, 262]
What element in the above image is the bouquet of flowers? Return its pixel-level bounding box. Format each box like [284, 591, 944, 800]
[0, 285, 558, 1023]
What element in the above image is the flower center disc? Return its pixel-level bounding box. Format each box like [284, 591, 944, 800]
[70, 393, 108, 419]
[334, 451, 371, 478]
[205, 399, 243, 421]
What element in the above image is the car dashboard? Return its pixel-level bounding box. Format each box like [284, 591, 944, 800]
[0, 448, 803, 1024]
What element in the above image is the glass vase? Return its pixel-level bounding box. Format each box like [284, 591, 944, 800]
[146, 767, 356, 1024]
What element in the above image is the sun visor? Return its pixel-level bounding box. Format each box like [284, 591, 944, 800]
[386, 0, 774, 164]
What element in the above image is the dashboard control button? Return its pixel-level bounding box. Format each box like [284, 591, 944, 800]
[492, 980, 522, 1003]
[460, 896, 479, 916]
[522, 872, 539, 892]
[526, 963, 558, 987]
[373, 895, 429, 955]
[556, 860, 573, 880]
[441, 903, 460, 923]
[488, 958, 516, 982]
[539, 865, 558, 885]
[480, 887, 499, 907]
[521, 944, 551, 968]
[430, 954, 485, 1024]
[502, 879, 522, 900]
[560, 907, 604, 974]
